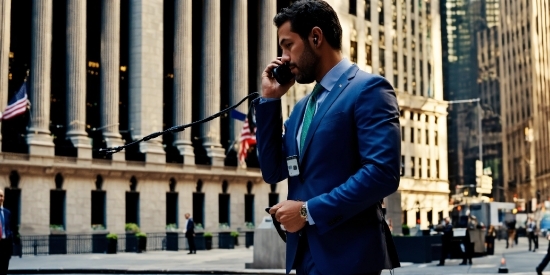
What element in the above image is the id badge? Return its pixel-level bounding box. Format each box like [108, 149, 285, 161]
[286, 155, 300, 177]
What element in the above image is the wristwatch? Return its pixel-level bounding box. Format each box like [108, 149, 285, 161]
[300, 203, 308, 221]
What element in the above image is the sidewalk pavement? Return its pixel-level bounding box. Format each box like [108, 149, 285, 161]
[9, 236, 549, 274]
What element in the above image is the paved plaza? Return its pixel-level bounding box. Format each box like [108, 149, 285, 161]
[8, 236, 549, 274]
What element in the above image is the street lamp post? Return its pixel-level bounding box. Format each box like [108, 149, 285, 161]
[448, 98, 483, 166]
[448, 98, 483, 197]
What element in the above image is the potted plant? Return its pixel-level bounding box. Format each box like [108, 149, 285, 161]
[166, 224, 179, 251]
[125, 223, 140, 233]
[230, 231, 239, 246]
[136, 232, 147, 253]
[244, 222, 255, 248]
[402, 224, 410, 236]
[165, 223, 178, 232]
[125, 223, 140, 252]
[203, 232, 213, 250]
[106, 233, 118, 254]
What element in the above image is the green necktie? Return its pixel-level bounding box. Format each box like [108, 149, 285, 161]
[300, 83, 324, 154]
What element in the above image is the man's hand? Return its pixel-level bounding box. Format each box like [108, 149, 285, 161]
[269, 200, 306, 233]
[261, 58, 295, 99]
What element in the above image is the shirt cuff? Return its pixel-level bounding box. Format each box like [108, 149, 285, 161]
[259, 97, 281, 104]
[306, 201, 315, 225]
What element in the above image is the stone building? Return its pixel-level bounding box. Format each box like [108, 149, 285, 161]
[0, 0, 449, 238]
[497, 0, 550, 205]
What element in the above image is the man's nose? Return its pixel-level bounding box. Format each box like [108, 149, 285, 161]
[280, 53, 290, 64]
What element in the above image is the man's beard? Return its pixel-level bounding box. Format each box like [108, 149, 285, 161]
[294, 42, 318, 84]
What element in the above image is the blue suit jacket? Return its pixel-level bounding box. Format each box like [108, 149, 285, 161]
[185, 218, 195, 237]
[255, 65, 401, 274]
[1, 208, 12, 239]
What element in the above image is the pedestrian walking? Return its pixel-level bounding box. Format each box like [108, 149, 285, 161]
[527, 217, 539, 252]
[183, 213, 196, 254]
[436, 217, 453, 266]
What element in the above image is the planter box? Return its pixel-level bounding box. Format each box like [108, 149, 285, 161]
[92, 233, 108, 253]
[166, 232, 179, 251]
[137, 237, 147, 253]
[218, 232, 234, 249]
[49, 234, 67, 255]
[245, 232, 254, 248]
[107, 239, 117, 254]
[125, 233, 138, 252]
[194, 233, 206, 250]
[393, 235, 441, 263]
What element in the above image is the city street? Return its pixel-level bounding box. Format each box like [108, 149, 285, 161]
[8, 237, 549, 274]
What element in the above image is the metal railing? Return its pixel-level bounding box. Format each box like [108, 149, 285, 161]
[17, 231, 253, 256]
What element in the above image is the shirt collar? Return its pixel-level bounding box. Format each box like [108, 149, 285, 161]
[318, 58, 353, 92]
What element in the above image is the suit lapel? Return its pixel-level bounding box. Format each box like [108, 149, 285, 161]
[299, 65, 359, 163]
[289, 99, 307, 155]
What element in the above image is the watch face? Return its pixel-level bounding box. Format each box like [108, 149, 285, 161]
[300, 206, 307, 217]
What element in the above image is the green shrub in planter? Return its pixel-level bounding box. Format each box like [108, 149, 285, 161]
[231, 231, 239, 246]
[136, 232, 147, 253]
[203, 232, 213, 250]
[125, 223, 140, 233]
[402, 224, 410, 236]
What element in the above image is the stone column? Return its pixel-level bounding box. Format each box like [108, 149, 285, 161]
[200, 0, 225, 166]
[66, 0, 91, 159]
[0, 0, 11, 149]
[229, 0, 248, 160]
[27, 0, 55, 157]
[172, 0, 194, 164]
[100, 0, 124, 161]
[128, 0, 165, 163]
[257, 0, 277, 98]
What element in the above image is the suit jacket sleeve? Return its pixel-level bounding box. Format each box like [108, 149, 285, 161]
[308, 76, 401, 235]
[187, 219, 194, 232]
[253, 98, 290, 184]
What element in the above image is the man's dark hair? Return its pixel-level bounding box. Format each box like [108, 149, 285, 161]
[273, 0, 342, 50]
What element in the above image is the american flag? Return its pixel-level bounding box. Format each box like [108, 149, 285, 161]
[1, 82, 29, 120]
[238, 117, 256, 164]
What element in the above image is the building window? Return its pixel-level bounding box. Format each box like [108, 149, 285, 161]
[401, 155, 405, 176]
[410, 127, 415, 143]
[410, 111, 414, 120]
[401, 126, 405, 141]
[378, 0, 384, 25]
[417, 112, 421, 121]
[245, 182, 254, 224]
[366, 44, 372, 66]
[411, 157, 415, 177]
[365, 0, 371, 20]
[435, 131, 438, 146]
[436, 159, 440, 178]
[419, 158, 423, 178]
[269, 184, 279, 207]
[126, 176, 140, 226]
[417, 128, 421, 144]
[166, 178, 178, 227]
[92, 176, 106, 229]
[219, 181, 230, 226]
[349, 0, 357, 15]
[51, 173, 66, 231]
[427, 158, 431, 178]
[425, 114, 429, 122]
[379, 48, 385, 76]
[193, 180, 205, 227]
[426, 129, 429, 145]
[350, 41, 358, 63]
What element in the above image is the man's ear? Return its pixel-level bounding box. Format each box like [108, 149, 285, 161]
[310, 27, 323, 47]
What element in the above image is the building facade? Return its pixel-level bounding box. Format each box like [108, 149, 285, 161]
[441, 0, 502, 200]
[0, 0, 449, 237]
[498, 0, 550, 206]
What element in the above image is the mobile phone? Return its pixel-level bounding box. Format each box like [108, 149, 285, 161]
[272, 63, 294, 85]
[265, 207, 271, 214]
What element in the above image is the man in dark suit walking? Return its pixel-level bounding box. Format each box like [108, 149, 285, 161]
[0, 190, 13, 274]
[256, 1, 400, 274]
[184, 213, 196, 254]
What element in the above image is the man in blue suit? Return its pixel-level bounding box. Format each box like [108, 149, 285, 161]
[0, 190, 13, 274]
[255, 1, 401, 274]
[184, 213, 196, 254]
